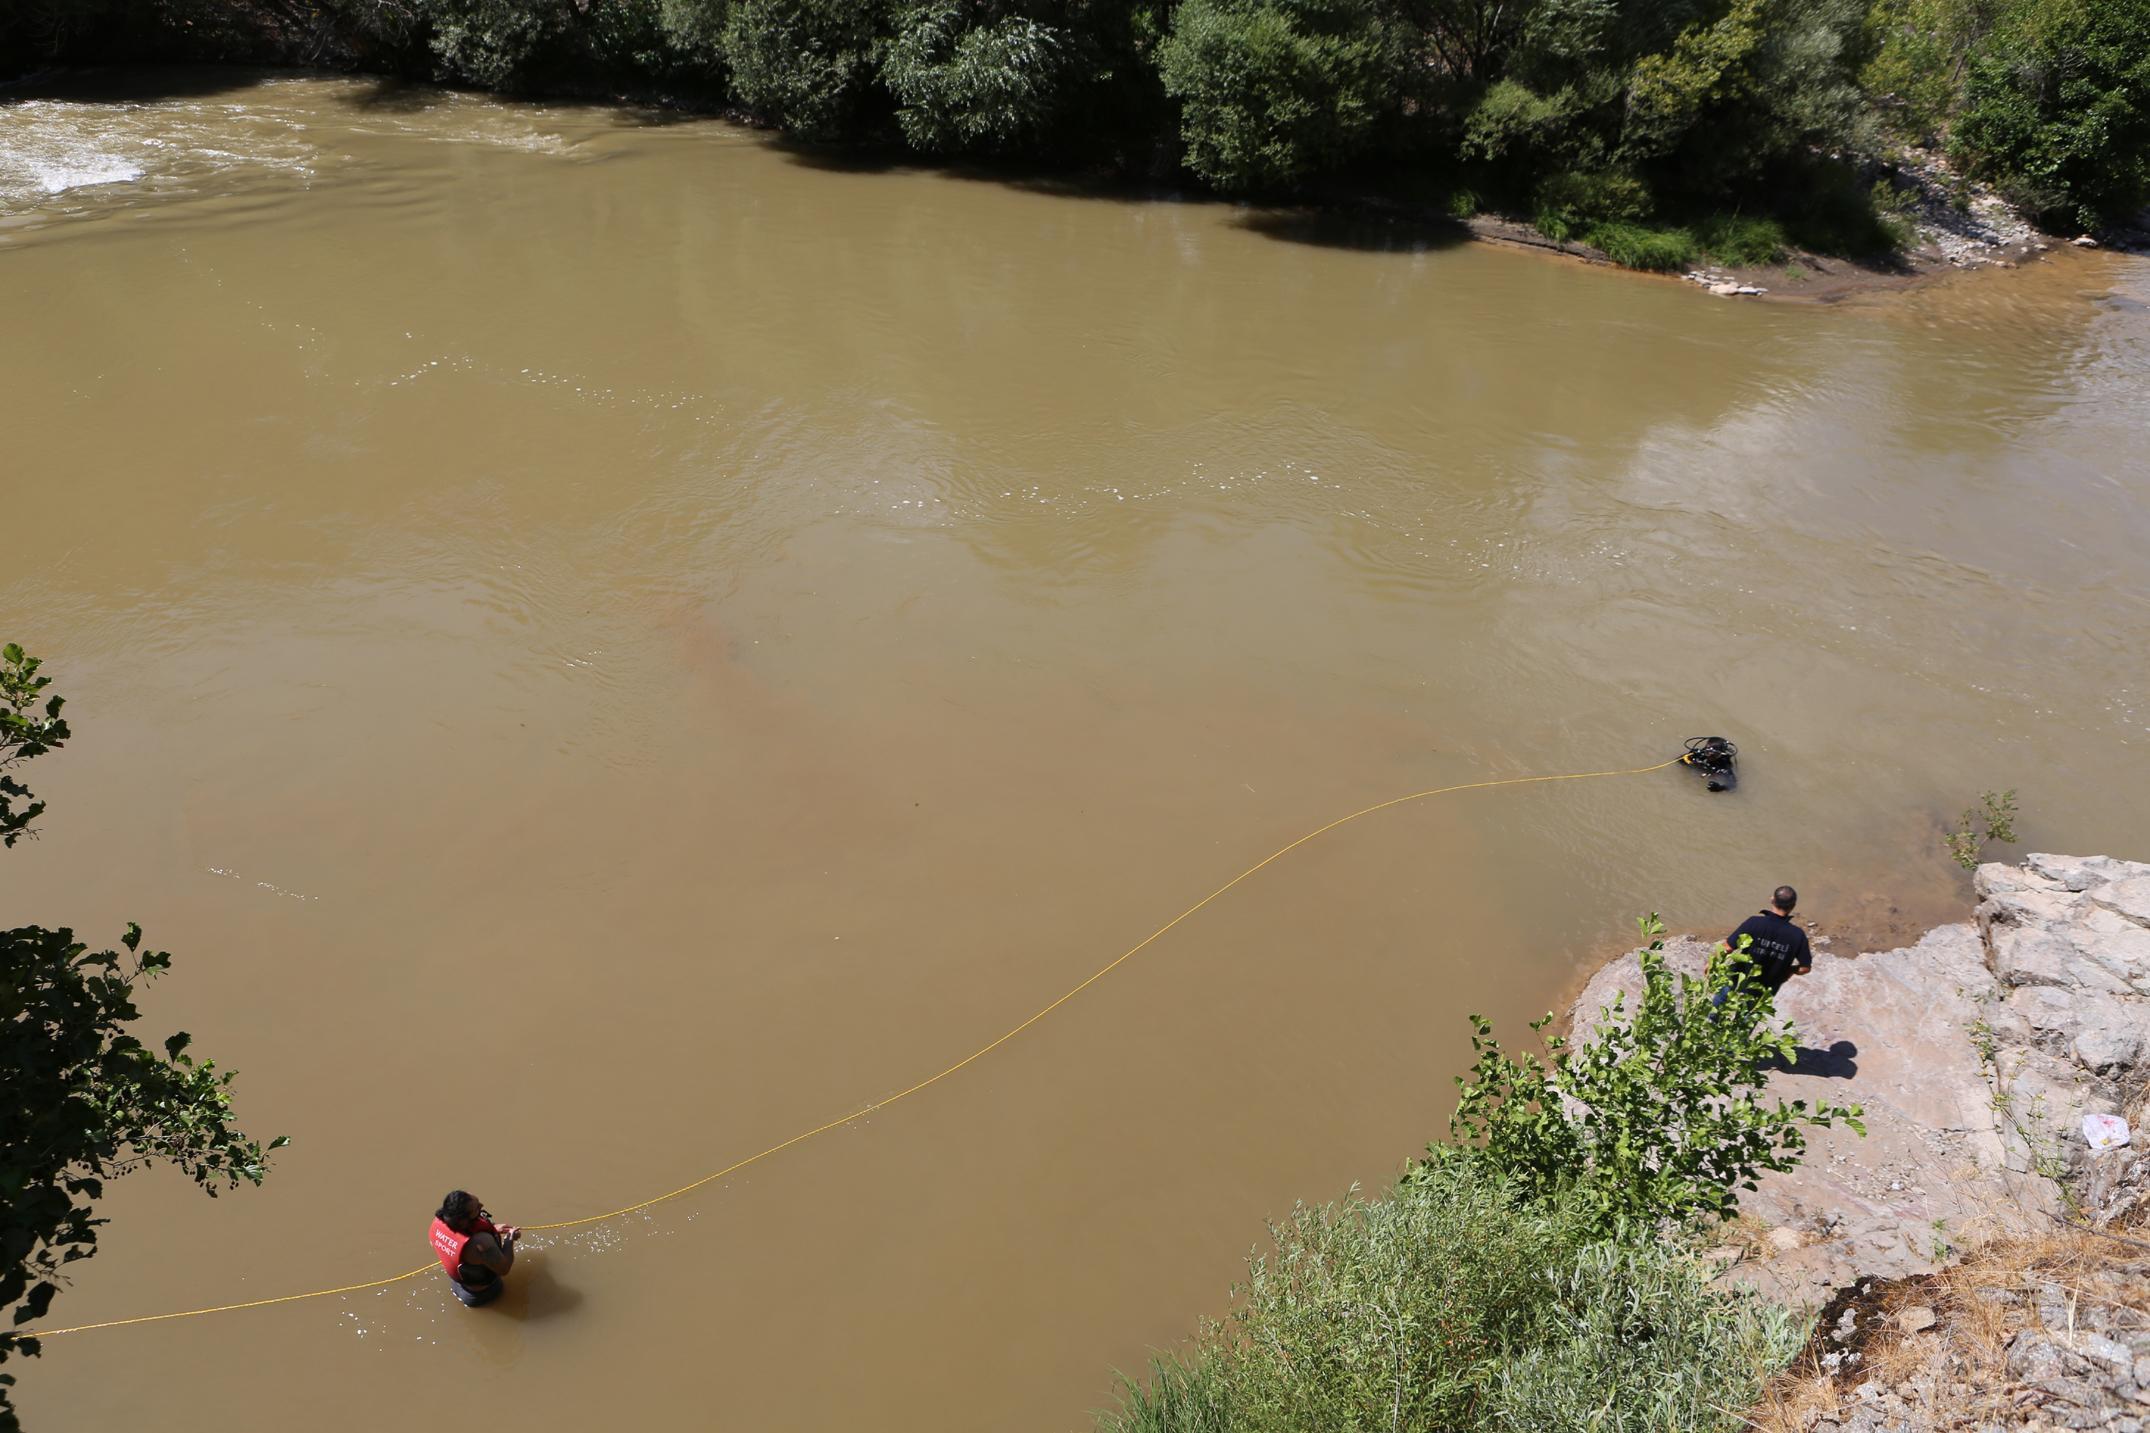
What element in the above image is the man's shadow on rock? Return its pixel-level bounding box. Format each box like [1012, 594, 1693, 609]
[1761, 1040, 1859, 1080]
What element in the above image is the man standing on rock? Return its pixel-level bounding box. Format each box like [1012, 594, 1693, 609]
[1722, 885, 1814, 994]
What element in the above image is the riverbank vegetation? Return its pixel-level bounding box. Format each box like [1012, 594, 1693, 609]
[1, 646, 282, 1432]
[4, 0, 2146, 259]
[1098, 919, 1862, 1432]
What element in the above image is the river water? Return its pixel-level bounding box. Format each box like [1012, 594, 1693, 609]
[3, 68, 2146, 1432]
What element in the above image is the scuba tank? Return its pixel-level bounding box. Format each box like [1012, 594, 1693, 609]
[1680, 736, 1739, 792]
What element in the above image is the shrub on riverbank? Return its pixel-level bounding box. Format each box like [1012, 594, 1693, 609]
[1100, 1167, 1803, 1433]
[1155, 0, 1407, 192]
[1953, 0, 2150, 233]
[1580, 221, 1699, 270]
[1098, 922, 1858, 1431]
[9, 0, 2145, 250]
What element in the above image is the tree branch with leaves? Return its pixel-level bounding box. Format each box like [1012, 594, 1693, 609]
[0, 645, 284, 1432]
[1436, 913, 1862, 1232]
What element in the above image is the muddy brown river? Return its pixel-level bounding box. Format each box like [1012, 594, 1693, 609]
[3, 68, 2147, 1433]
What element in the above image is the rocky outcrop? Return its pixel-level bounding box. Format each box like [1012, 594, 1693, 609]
[1569, 855, 2150, 1313]
[1885, 145, 2046, 269]
[1975, 854, 2150, 1225]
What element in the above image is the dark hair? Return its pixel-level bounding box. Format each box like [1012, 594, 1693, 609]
[437, 1190, 477, 1230]
[1773, 885, 1798, 913]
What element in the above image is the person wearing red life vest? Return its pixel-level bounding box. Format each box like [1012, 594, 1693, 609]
[429, 1190, 522, 1307]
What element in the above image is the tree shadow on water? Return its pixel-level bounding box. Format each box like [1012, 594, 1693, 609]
[769, 140, 1228, 212]
[344, 73, 716, 126]
[1230, 207, 1471, 254]
[2, 63, 287, 103]
[343, 75, 444, 114]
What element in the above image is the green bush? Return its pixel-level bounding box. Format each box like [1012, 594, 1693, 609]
[722, 0, 886, 140]
[882, 1, 1069, 154]
[1581, 220, 1698, 270]
[658, 0, 733, 62]
[1442, 915, 1862, 1229]
[1102, 1167, 1597, 1433]
[1780, 155, 1910, 255]
[1462, 78, 1598, 172]
[1487, 1240, 1805, 1431]
[415, 0, 667, 90]
[1532, 168, 1653, 239]
[1156, 0, 1404, 192]
[1953, 0, 2150, 231]
[1618, 0, 1873, 177]
[1100, 1164, 1801, 1433]
[1860, 0, 2000, 141]
[1694, 212, 1790, 264]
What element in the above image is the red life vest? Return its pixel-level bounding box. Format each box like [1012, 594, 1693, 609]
[429, 1214, 500, 1279]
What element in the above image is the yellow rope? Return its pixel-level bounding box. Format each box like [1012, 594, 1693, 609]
[24, 755, 1681, 1340]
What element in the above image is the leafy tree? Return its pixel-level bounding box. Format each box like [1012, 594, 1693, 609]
[1953, 0, 2150, 231]
[0, 646, 283, 1431]
[1157, 0, 1408, 191]
[1410, 0, 1547, 82]
[423, 0, 567, 87]
[881, 1, 1071, 154]
[658, 0, 733, 61]
[416, 0, 679, 90]
[1621, 0, 1872, 189]
[722, 0, 888, 141]
[1859, 0, 2005, 141]
[1440, 914, 1862, 1231]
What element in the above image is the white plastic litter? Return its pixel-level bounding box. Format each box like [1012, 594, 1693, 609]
[2082, 1113, 2131, 1151]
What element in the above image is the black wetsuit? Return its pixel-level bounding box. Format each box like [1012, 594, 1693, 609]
[1724, 911, 1812, 992]
[450, 1261, 502, 1307]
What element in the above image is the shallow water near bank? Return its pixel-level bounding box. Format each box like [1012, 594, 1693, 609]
[3, 68, 2148, 1432]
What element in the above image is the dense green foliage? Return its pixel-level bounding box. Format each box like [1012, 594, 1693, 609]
[1099, 917, 1851, 1431]
[1864, 0, 2150, 230]
[0, 646, 282, 1432]
[883, 1, 1068, 154]
[4, 0, 2144, 245]
[1101, 1165, 1803, 1433]
[1440, 914, 1862, 1229]
[1155, 0, 1404, 191]
[1954, 0, 2150, 230]
[720, 0, 883, 140]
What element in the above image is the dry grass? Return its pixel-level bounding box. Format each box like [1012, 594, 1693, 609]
[1743, 1212, 2150, 1432]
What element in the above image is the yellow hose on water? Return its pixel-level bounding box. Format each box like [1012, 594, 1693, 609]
[24, 755, 1682, 1340]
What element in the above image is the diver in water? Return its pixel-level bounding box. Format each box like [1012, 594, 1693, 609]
[1681, 736, 1739, 792]
[429, 1190, 521, 1307]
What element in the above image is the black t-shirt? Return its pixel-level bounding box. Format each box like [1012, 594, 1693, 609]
[1724, 911, 1812, 991]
